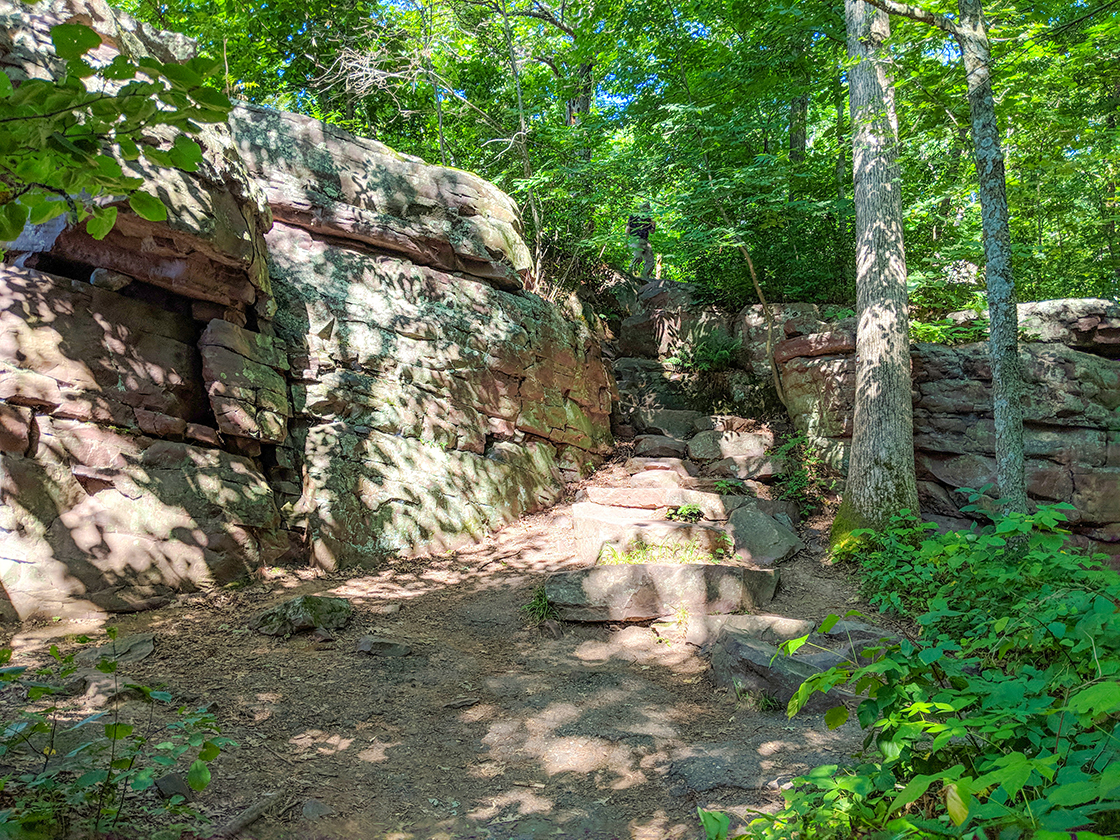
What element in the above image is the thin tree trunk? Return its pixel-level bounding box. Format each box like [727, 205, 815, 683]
[955, 0, 1027, 513]
[833, 0, 919, 543]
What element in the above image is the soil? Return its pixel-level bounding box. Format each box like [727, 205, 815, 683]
[1, 462, 892, 840]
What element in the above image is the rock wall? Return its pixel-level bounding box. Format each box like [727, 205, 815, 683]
[773, 300, 1120, 559]
[0, 0, 612, 620]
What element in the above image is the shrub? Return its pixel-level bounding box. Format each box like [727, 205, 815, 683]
[705, 503, 1120, 839]
[666, 330, 743, 373]
[0, 630, 232, 839]
[772, 431, 836, 512]
[666, 503, 704, 523]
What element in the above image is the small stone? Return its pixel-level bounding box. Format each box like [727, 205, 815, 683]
[89, 268, 133, 291]
[444, 696, 480, 709]
[355, 636, 412, 657]
[155, 773, 193, 802]
[368, 603, 402, 616]
[309, 627, 335, 643]
[540, 619, 563, 639]
[302, 799, 334, 820]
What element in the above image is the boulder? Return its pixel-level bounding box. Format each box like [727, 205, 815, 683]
[709, 631, 850, 713]
[725, 504, 803, 567]
[250, 595, 354, 636]
[632, 408, 704, 439]
[624, 457, 699, 478]
[687, 430, 771, 462]
[705, 455, 785, 480]
[544, 563, 779, 622]
[574, 488, 753, 521]
[633, 434, 688, 459]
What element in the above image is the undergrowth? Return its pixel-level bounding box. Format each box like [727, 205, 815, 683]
[702, 500, 1120, 839]
[0, 629, 231, 839]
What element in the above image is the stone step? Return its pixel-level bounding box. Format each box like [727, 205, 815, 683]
[633, 434, 689, 459]
[544, 563, 779, 622]
[726, 504, 803, 567]
[571, 502, 729, 564]
[574, 486, 753, 522]
[624, 457, 699, 478]
[688, 429, 773, 461]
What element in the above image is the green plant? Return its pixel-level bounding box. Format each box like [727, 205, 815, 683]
[666, 330, 743, 373]
[520, 586, 559, 624]
[599, 538, 726, 565]
[772, 431, 836, 511]
[909, 317, 991, 345]
[714, 479, 755, 497]
[0, 630, 232, 839]
[710, 503, 1120, 839]
[666, 503, 704, 523]
[0, 23, 232, 243]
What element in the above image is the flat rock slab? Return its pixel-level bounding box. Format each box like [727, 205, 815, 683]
[688, 430, 772, 462]
[575, 487, 753, 522]
[709, 631, 851, 713]
[726, 504, 803, 566]
[356, 636, 413, 657]
[544, 563, 779, 622]
[250, 595, 354, 636]
[629, 471, 695, 489]
[571, 502, 728, 563]
[633, 434, 689, 459]
[687, 613, 816, 648]
[624, 457, 699, 478]
[632, 408, 704, 439]
[706, 455, 785, 480]
[76, 632, 155, 665]
[668, 740, 849, 794]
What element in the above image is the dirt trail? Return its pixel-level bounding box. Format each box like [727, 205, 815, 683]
[3, 463, 872, 840]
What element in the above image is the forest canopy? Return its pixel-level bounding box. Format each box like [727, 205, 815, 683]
[121, 0, 1120, 312]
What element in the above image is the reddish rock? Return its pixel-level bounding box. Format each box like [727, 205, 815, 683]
[0, 403, 31, 453]
[773, 331, 856, 364]
[199, 320, 290, 444]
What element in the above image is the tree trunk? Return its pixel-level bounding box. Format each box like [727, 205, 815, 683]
[832, 0, 919, 545]
[955, 0, 1027, 514]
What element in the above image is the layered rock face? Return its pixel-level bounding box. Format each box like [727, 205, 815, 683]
[773, 300, 1120, 558]
[0, 0, 612, 619]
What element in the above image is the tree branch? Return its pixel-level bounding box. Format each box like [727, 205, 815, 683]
[858, 0, 960, 35]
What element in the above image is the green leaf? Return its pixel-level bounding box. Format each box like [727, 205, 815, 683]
[945, 780, 969, 826]
[199, 740, 220, 761]
[187, 759, 211, 791]
[1068, 682, 1120, 716]
[168, 135, 203, 172]
[151, 690, 173, 702]
[104, 723, 134, 740]
[128, 190, 167, 221]
[1047, 780, 1100, 806]
[818, 614, 840, 633]
[889, 774, 936, 813]
[86, 207, 117, 240]
[0, 202, 29, 241]
[50, 24, 102, 61]
[75, 769, 109, 788]
[824, 705, 849, 730]
[697, 808, 731, 840]
[0, 71, 12, 99]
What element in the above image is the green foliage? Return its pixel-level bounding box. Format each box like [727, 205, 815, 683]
[713, 503, 1120, 839]
[665, 330, 743, 373]
[714, 478, 755, 497]
[0, 636, 232, 839]
[599, 536, 731, 566]
[0, 23, 231, 243]
[909, 318, 991, 346]
[666, 503, 704, 523]
[520, 586, 559, 624]
[773, 431, 836, 512]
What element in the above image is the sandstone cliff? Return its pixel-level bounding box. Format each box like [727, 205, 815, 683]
[0, 0, 613, 620]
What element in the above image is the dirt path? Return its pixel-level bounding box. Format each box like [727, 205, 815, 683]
[3, 464, 873, 840]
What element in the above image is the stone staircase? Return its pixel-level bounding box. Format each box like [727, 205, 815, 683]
[545, 406, 804, 624]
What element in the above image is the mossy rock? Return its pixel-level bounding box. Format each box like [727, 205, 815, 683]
[250, 595, 354, 636]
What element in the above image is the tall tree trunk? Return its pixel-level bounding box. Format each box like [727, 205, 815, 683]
[832, 0, 919, 545]
[955, 0, 1027, 513]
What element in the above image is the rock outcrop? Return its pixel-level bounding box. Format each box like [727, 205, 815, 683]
[0, 0, 613, 619]
[774, 302, 1120, 559]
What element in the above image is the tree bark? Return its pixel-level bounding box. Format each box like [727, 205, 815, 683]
[954, 0, 1027, 513]
[832, 0, 919, 544]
